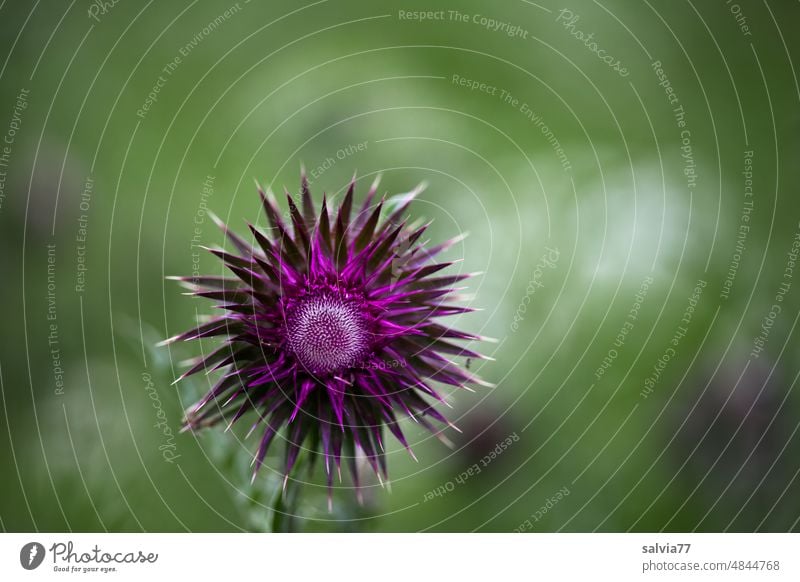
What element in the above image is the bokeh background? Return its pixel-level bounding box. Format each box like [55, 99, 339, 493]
[1, 0, 799, 532]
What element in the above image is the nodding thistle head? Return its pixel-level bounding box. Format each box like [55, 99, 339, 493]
[164, 173, 490, 501]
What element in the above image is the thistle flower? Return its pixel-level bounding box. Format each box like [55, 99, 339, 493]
[164, 173, 489, 501]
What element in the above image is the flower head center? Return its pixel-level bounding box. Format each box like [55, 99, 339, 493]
[285, 292, 371, 374]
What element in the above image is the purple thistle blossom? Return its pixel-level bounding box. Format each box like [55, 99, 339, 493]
[164, 173, 490, 501]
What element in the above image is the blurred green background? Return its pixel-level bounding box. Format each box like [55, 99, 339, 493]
[1, 0, 799, 532]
